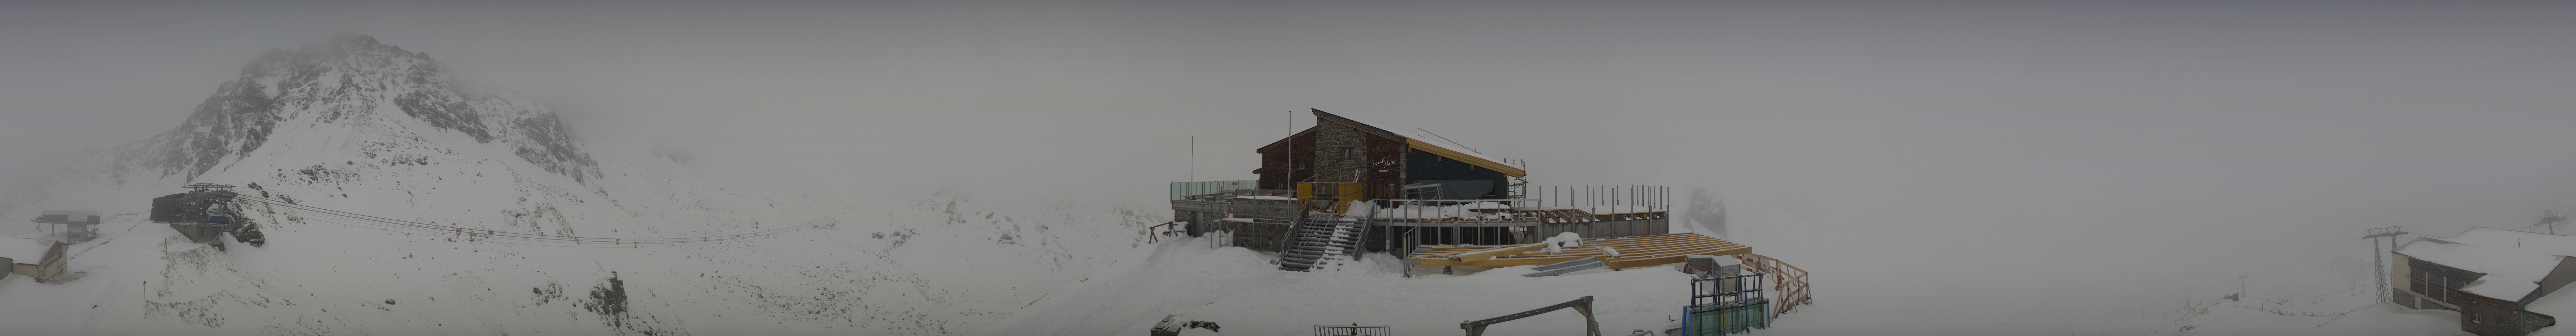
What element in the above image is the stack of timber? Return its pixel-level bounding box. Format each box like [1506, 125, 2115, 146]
[1407, 232, 1749, 270]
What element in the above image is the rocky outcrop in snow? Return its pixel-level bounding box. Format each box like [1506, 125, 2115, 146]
[115, 34, 596, 183]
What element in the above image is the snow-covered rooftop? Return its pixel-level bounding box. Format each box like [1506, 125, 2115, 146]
[0, 236, 58, 265]
[2440, 226, 2576, 257]
[2396, 232, 2569, 300]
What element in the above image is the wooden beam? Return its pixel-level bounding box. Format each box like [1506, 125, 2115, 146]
[1448, 243, 1551, 263]
[1606, 246, 1752, 270]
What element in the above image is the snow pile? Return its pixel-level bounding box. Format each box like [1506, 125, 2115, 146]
[0, 237, 54, 266]
[983, 237, 1700, 336]
[1543, 232, 1582, 254]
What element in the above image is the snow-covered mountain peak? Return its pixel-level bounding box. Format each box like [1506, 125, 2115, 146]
[118, 35, 596, 183]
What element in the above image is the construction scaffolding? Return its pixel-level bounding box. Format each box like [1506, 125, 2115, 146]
[1405, 232, 1751, 270]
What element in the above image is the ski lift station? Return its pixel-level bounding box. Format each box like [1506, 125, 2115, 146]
[1164, 109, 1810, 335]
[2392, 226, 2576, 336]
[28, 210, 100, 243]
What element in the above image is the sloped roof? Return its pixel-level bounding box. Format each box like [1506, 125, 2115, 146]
[0, 236, 59, 265]
[2446, 227, 2576, 257]
[1311, 109, 1527, 178]
[1256, 127, 1317, 153]
[2399, 235, 2561, 299]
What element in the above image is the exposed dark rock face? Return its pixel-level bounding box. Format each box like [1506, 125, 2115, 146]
[115, 34, 598, 183]
[230, 222, 264, 247]
[586, 273, 630, 328]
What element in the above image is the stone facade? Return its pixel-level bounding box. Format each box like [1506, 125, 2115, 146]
[1312, 120, 1369, 183]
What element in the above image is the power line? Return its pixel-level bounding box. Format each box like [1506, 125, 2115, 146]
[233, 195, 851, 248]
[2249, 238, 2368, 276]
[260, 205, 831, 247]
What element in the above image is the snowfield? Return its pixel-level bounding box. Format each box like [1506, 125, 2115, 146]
[0, 35, 1157, 336]
[0, 34, 2534, 336]
[981, 237, 1702, 336]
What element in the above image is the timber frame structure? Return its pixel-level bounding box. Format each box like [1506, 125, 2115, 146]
[1406, 232, 1748, 270]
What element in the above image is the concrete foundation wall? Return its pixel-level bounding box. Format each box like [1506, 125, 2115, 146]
[1219, 222, 1291, 252]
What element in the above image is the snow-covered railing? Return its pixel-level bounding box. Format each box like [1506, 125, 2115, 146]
[1363, 200, 1538, 224]
[1170, 180, 1261, 201]
[1524, 185, 1670, 214]
[1735, 253, 1812, 318]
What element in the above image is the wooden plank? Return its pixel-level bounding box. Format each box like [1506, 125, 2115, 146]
[1610, 245, 1751, 263]
[1448, 243, 1551, 263]
[1606, 246, 1751, 269]
[1417, 233, 1752, 268]
[1604, 240, 1742, 254]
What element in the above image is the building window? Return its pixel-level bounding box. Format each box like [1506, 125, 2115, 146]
[1339, 147, 1357, 162]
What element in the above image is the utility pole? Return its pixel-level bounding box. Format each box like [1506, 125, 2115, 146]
[2364, 225, 2409, 304]
[2540, 211, 2566, 235]
[1189, 136, 1195, 182]
[2237, 274, 2248, 301]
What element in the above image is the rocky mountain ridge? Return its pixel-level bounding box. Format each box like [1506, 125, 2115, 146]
[114, 34, 595, 183]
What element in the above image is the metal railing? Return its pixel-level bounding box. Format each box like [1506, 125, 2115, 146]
[1525, 185, 1669, 213]
[1736, 253, 1812, 317]
[1314, 325, 1393, 336]
[1171, 180, 1261, 201]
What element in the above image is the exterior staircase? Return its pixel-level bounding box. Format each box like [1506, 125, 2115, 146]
[1279, 217, 1366, 272]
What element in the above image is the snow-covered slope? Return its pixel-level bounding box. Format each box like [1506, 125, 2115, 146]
[0, 36, 1158, 335]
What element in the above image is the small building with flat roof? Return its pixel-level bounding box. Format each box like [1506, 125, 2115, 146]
[0, 236, 68, 282]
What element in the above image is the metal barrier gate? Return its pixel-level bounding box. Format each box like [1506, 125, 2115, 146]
[1683, 273, 1769, 336]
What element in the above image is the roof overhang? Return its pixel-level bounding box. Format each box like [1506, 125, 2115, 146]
[1405, 138, 1526, 178]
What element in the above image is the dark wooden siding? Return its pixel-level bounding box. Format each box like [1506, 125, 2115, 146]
[2465, 295, 2556, 336]
[1259, 146, 1290, 190]
[1290, 131, 1316, 185]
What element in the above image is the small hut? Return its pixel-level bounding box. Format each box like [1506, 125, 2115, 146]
[0, 236, 69, 282]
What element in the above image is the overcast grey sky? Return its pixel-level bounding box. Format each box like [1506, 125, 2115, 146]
[5, 1, 2576, 330]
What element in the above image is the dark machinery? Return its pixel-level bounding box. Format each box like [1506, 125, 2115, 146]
[151, 183, 255, 249]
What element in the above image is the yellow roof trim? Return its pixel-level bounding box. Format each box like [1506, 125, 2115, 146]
[1405, 138, 1526, 178]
